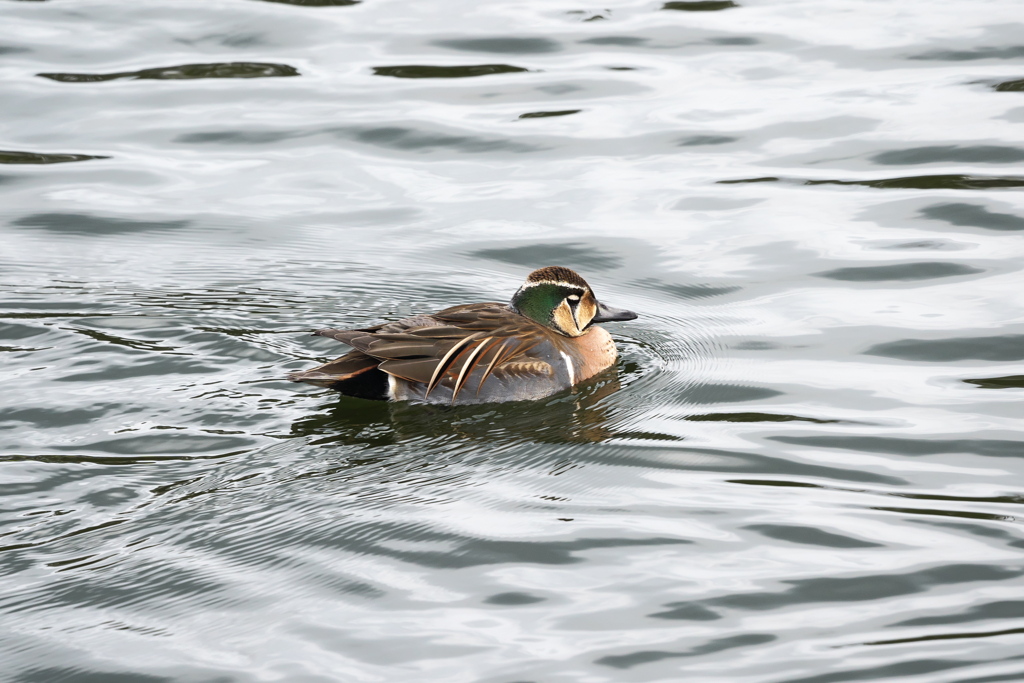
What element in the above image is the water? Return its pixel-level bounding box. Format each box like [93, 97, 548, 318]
[2, 0, 1023, 681]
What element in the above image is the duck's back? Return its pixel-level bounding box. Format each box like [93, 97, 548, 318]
[289, 303, 576, 404]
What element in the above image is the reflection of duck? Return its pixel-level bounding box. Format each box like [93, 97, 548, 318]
[290, 368, 623, 447]
[289, 267, 637, 405]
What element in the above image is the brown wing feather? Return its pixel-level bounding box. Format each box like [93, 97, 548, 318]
[424, 334, 483, 397]
[491, 359, 554, 379]
[306, 303, 547, 397]
[451, 336, 494, 401]
[315, 326, 383, 346]
[376, 357, 439, 384]
[475, 339, 540, 392]
[287, 350, 379, 387]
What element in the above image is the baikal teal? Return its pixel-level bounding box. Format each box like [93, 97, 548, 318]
[289, 266, 637, 404]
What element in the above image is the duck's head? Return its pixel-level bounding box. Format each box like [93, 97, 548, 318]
[510, 266, 638, 337]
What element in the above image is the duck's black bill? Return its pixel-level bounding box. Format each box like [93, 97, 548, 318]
[593, 301, 638, 323]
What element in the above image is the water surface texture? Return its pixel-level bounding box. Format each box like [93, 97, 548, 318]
[2, 1, 1023, 681]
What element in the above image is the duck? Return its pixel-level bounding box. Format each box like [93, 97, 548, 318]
[288, 266, 637, 405]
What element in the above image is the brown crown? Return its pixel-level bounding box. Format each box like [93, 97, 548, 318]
[524, 266, 590, 289]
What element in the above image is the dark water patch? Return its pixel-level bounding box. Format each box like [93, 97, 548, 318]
[892, 507, 1011, 524]
[709, 36, 759, 45]
[216, 33, 266, 48]
[0, 150, 108, 164]
[684, 412, 839, 424]
[12, 213, 189, 235]
[82, 487, 139, 507]
[890, 490, 1024, 506]
[771, 435, 1024, 458]
[312, 526, 691, 568]
[806, 175, 1024, 190]
[372, 64, 529, 79]
[518, 109, 581, 119]
[920, 203, 1024, 232]
[910, 46, 1024, 61]
[717, 176, 779, 184]
[873, 507, 1013, 522]
[863, 626, 1024, 647]
[0, 311, 112, 320]
[604, 445, 907, 485]
[38, 62, 299, 82]
[951, 671, 1024, 683]
[642, 280, 742, 299]
[0, 462, 114, 497]
[0, 46, 31, 55]
[865, 334, 1024, 362]
[872, 146, 1024, 165]
[579, 37, 649, 46]
[952, 519, 1024, 547]
[1000, 106, 1024, 123]
[0, 452, 237, 465]
[815, 262, 983, 282]
[709, 564, 1021, 611]
[964, 375, 1024, 389]
[484, 592, 545, 605]
[673, 197, 764, 210]
[470, 243, 623, 270]
[53, 433, 252, 455]
[1, 405, 112, 429]
[995, 78, 1024, 92]
[566, 9, 605, 20]
[63, 326, 177, 353]
[778, 658, 980, 683]
[346, 126, 539, 153]
[255, 0, 360, 5]
[0, 321, 47, 340]
[179, 126, 540, 153]
[17, 669, 174, 683]
[433, 38, 561, 54]
[745, 524, 882, 548]
[681, 383, 783, 404]
[616, 431, 686, 442]
[649, 602, 722, 620]
[884, 240, 950, 250]
[662, 1, 739, 11]
[732, 341, 780, 350]
[285, 400, 394, 444]
[679, 135, 738, 146]
[895, 600, 1024, 627]
[176, 129, 299, 144]
[878, 239, 964, 250]
[596, 634, 775, 669]
[535, 83, 583, 95]
[720, 175, 1024, 189]
[3, 562, 230, 613]
[735, 486, 1021, 525]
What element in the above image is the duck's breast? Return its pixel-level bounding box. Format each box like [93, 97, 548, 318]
[567, 326, 618, 383]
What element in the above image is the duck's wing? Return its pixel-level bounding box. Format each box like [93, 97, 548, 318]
[314, 303, 546, 401]
[286, 349, 380, 388]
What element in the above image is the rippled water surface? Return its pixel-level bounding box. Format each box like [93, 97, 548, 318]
[3, 1, 1024, 681]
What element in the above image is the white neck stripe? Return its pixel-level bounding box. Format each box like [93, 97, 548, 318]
[519, 280, 587, 291]
[559, 350, 576, 385]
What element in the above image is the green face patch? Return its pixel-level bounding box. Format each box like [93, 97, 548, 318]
[512, 283, 580, 327]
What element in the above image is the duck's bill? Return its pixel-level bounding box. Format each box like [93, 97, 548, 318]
[592, 301, 638, 323]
